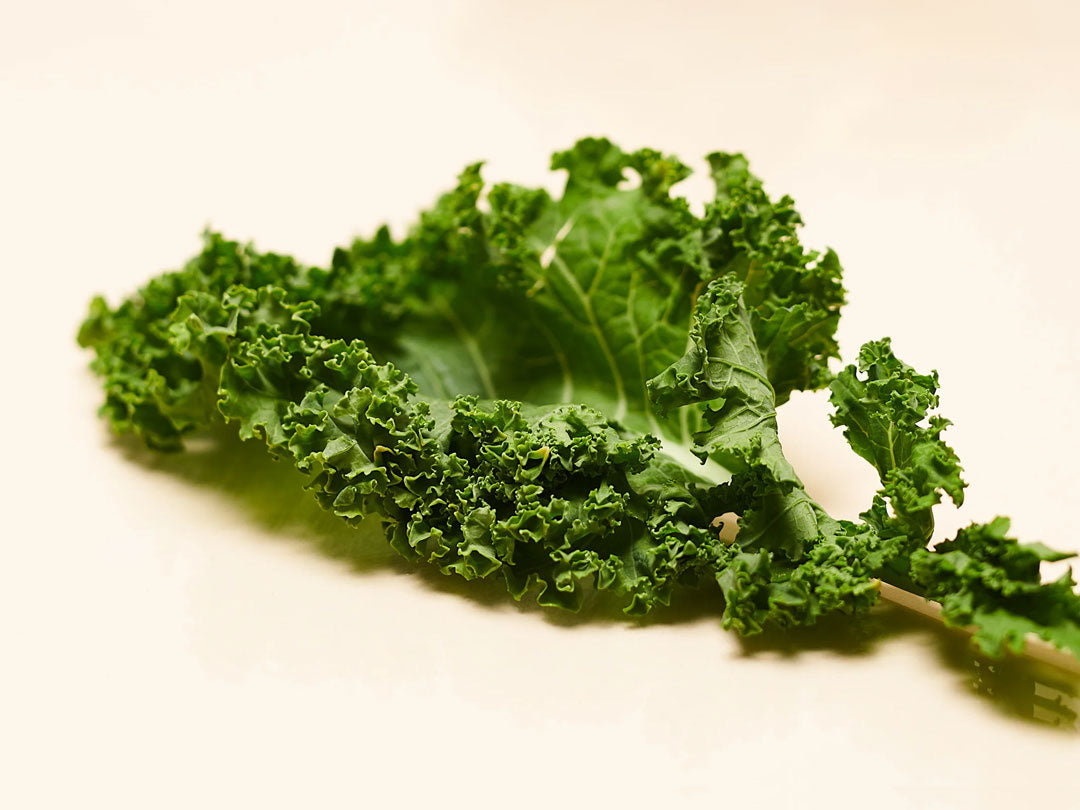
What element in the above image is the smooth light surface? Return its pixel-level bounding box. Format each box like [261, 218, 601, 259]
[3, 2, 1080, 807]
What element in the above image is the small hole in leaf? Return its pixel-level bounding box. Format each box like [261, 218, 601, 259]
[713, 512, 740, 545]
[618, 167, 642, 190]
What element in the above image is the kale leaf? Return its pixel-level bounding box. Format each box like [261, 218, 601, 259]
[79, 137, 1080, 662]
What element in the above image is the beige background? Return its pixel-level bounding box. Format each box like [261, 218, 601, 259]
[3, 1, 1080, 807]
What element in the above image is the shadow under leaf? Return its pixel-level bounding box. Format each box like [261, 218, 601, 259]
[111, 421, 1078, 731]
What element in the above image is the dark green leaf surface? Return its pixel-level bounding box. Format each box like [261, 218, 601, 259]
[79, 138, 1080, 663]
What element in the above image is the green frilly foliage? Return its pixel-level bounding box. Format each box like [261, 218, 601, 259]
[79, 138, 1080, 661]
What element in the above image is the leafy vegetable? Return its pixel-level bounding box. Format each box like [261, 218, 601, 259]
[78, 137, 1080, 662]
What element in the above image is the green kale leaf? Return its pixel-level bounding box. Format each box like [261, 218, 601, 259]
[78, 137, 1080, 664]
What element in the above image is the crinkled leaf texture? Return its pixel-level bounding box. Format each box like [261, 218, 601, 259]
[79, 137, 1080, 662]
